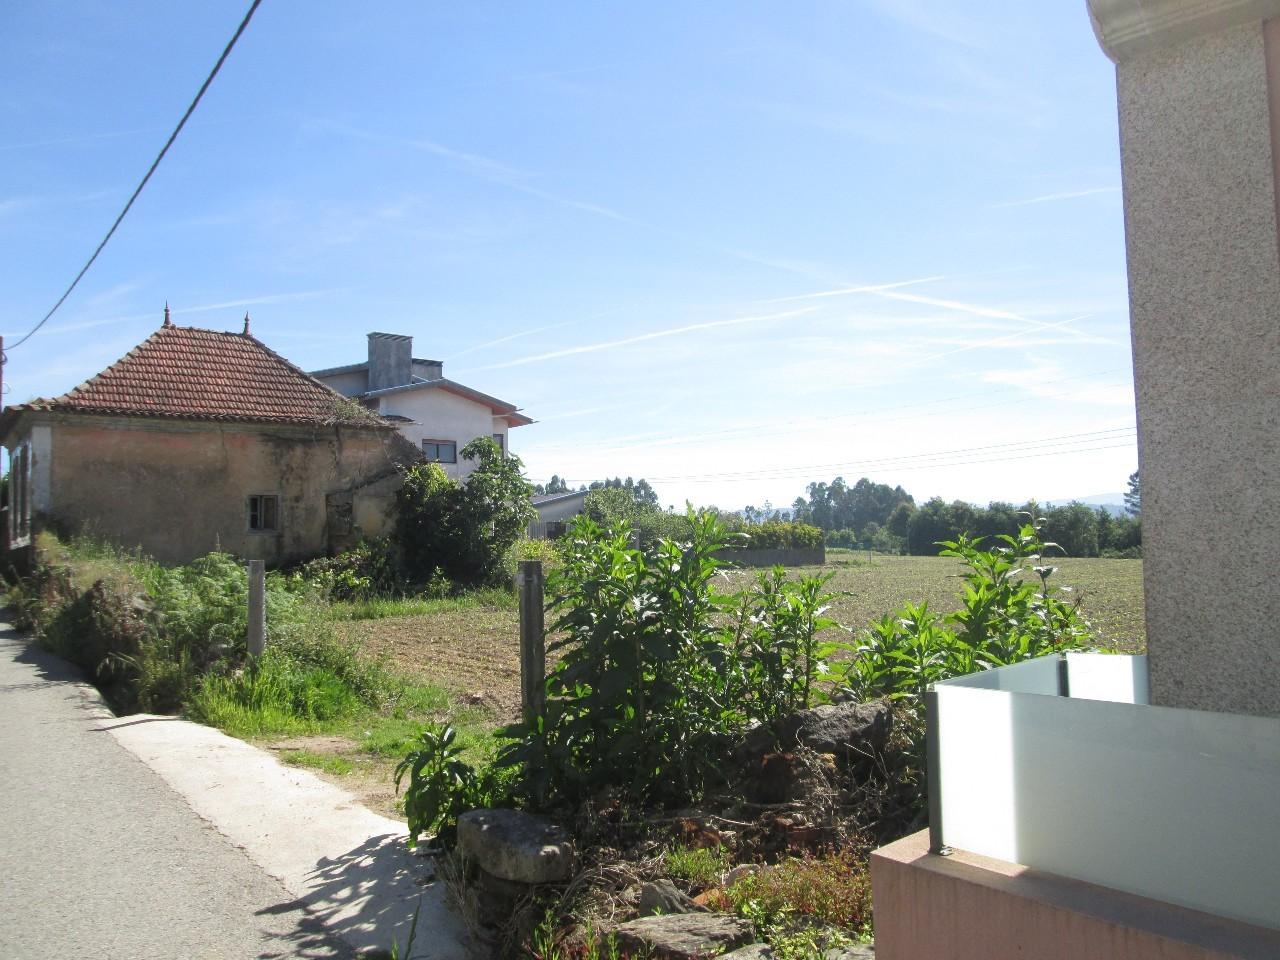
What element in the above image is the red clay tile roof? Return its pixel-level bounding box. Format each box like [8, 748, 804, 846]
[11, 324, 392, 427]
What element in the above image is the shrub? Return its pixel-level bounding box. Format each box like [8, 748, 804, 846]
[500, 512, 741, 808]
[290, 540, 401, 601]
[723, 567, 837, 724]
[739, 521, 824, 551]
[498, 512, 840, 810]
[841, 519, 1092, 710]
[394, 439, 535, 587]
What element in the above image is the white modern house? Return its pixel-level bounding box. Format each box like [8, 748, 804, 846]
[311, 333, 532, 481]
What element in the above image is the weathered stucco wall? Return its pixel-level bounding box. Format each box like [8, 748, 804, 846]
[39, 415, 403, 566]
[1116, 21, 1280, 716]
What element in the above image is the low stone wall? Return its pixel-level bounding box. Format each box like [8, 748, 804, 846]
[712, 546, 825, 568]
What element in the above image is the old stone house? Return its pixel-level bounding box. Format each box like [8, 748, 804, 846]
[0, 312, 421, 566]
[310, 332, 532, 481]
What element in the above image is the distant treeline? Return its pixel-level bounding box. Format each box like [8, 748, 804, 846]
[789, 477, 1141, 558]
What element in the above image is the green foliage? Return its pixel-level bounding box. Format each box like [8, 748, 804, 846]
[793, 476, 915, 543]
[503, 512, 736, 808]
[841, 520, 1092, 709]
[323, 586, 517, 621]
[724, 568, 837, 723]
[281, 750, 355, 776]
[394, 439, 535, 587]
[707, 850, 873, 945]
[187, 632, 392, 737]
[1125, 470, 1141, 516]
[738, 521, 824, 550]
[499, 512, 840, 810]
[395, 723, 506, 848]
[289, 540, 401, 601]
[663, 844, 730, 889]
[581, 487, 689, 548]
[509, 536, 563, 568]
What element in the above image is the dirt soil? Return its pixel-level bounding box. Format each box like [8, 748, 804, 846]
[336, 607, 525, 720]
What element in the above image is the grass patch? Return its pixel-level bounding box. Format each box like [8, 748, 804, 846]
[326, 586, 517, 621]
[664, 844, 730, 889]
[280, 750, 355, 776]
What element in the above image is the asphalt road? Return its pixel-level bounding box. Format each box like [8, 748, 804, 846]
[0, 624, 356, 960]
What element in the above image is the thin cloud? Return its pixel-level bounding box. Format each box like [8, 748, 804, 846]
[995, 187, 1120, 208]
[448, 320, 580, 361]
[912, 313, 1094, 365]
[760, 275, 946, 304]
[316, 121, 640, 226]
[462, 306, 819, 373]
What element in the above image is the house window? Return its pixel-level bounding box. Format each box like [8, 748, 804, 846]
[422, 440, 457, 463]
[248, 495, 279, 532]
[492, 433, 505, 455]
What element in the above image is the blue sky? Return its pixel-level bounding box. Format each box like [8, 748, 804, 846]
[1, 1, 1135, 511]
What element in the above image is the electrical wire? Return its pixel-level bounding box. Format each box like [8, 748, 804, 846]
[4, 0, 264, 355]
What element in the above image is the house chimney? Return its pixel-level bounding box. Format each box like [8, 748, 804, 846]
[367, 332, 412, 392]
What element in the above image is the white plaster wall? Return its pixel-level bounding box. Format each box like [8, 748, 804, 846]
[1117, 22, 1280, 717]
[378, 388, 505, 480]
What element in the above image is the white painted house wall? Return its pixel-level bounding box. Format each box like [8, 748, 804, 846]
[310, 333, 529, 482]
[378, 387, 508, 481]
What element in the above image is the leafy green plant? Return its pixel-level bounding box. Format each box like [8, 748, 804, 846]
[500, 511, 741, 808]
[839, 519, 1091, 710]
[500, 511, 848, 811]
[395, 439, 536, 588]
[395, 723, 499, 848]
[663, 844, 730, 890]
[724, 568, 837, 724]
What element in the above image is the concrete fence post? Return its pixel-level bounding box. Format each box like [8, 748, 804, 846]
[247, 560, 266, 658]
[517, 559, 545, 723]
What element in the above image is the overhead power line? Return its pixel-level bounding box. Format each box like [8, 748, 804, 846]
[5, 0, 264, 354]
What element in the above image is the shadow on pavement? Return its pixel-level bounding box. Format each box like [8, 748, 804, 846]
[258, 833, 465, 960]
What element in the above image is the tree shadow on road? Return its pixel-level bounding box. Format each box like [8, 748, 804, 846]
[256, 833, 468, 960]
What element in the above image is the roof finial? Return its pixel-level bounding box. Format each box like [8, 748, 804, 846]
[163, 302, 172, 328]
[243, 312, 251, 336]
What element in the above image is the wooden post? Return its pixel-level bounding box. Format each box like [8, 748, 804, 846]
[247, 559, 266, 658]
[517, 559, 545, 723]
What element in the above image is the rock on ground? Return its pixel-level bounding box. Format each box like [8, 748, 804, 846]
[613, 913, 755, 960]
[721, 945, 776, 959]
[456, 808, 575, 884]
[737, 700, 892, 767]
[636, 879, 701, 916]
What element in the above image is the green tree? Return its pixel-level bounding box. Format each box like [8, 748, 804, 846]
[535, 474, 570, 496]
[1125, 470, 1141, 516]
[394, 439, 534, 586]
